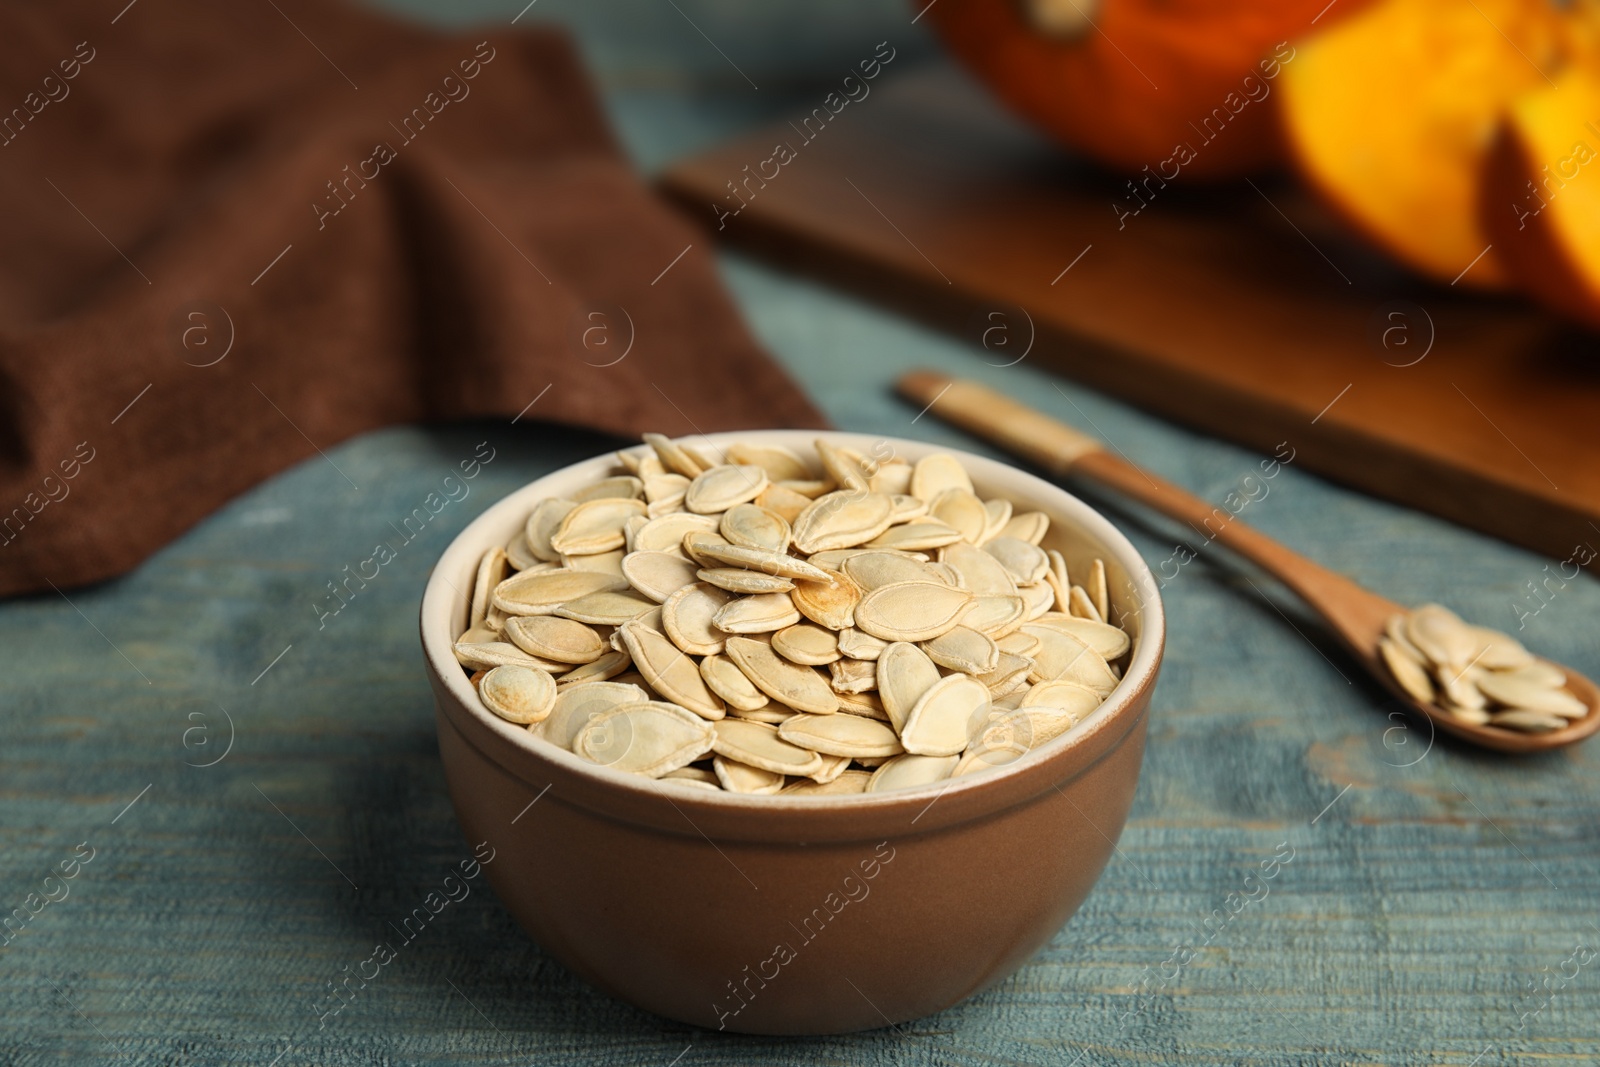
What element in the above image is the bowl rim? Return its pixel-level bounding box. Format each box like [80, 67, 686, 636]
[421, 430, 1164, 840]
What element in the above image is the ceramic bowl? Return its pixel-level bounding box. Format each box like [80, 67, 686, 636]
[421, 430, 1164, 1035]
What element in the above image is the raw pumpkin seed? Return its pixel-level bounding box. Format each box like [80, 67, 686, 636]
[910, 453, 972, 501]
[478, 664, 557, 724]
[713, 755, 786, 794]
[902, 674, 991, 756]
[720, 503, 791, 552]
[866, 753, 959, 792]
[552, 590, 657, 626]
[550, 497, 647, 555]
[617, 621, 726, 719]
[503, 616, 606, 664]
[456, 434, 1139, 794]
[712, 718, 823, 775]
[713, 592, 802, 634]
[685, 464, 769, 514]
[854, 581, 974, 642]
[791, 491, 896, 553]
[631, 513, 718, 555]
[700, 653, 770, 710]
[828, 657, 880, 694]
[791, 568, 860, 631]
[471, 548, 509, 629]
[661, 582, 733, 656]
[778, 714, 904, 759]
[575, 701, 715, 776]
[696, 567, 795, 595]
[541, 681, 648, 749]
[725, 636, 839, 714]
[621, 551, 700, 602]
[771, 622, 842, 665]
[493, 569, 627, 615]
[1377, 607, 1589, 734]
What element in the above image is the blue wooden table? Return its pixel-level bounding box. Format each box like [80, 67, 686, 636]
[4, 3, 1598, 1064]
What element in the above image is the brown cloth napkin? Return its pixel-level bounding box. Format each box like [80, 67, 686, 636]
[0, 0, 825, 598]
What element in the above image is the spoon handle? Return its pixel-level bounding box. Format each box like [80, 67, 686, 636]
[895, 372, 1397, 628]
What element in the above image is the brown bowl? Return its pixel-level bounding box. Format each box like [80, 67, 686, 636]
[421, 431, 1165, 1034]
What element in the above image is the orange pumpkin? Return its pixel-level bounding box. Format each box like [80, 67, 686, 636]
[1276, 0, 1586, 290]
[923, 0, 1356, 179]
[1482, 72, 1600, 327]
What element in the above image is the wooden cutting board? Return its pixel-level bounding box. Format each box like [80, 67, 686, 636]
[658, 67, 1600, 563]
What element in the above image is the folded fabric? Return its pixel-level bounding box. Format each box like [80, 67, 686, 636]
[0, 0, 824, 598]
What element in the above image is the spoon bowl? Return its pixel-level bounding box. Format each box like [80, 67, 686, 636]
[1298, 572, 1600, 754]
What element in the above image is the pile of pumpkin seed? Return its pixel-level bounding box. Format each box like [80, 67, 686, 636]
[1380, 603, 1588, 732]
[452, 434, 1133, 795]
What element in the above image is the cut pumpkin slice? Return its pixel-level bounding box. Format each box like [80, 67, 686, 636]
[925, 0, 1356, 180]
[1482, 72, 1600, 330]
[1279, 0, 1572, 289]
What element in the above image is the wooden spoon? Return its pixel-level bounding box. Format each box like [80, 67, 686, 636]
[897, 371, 1600, 754]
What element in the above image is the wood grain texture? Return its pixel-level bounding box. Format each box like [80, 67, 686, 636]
[2, 51, 1598, 1067]
[657, 67, 1600, 564]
